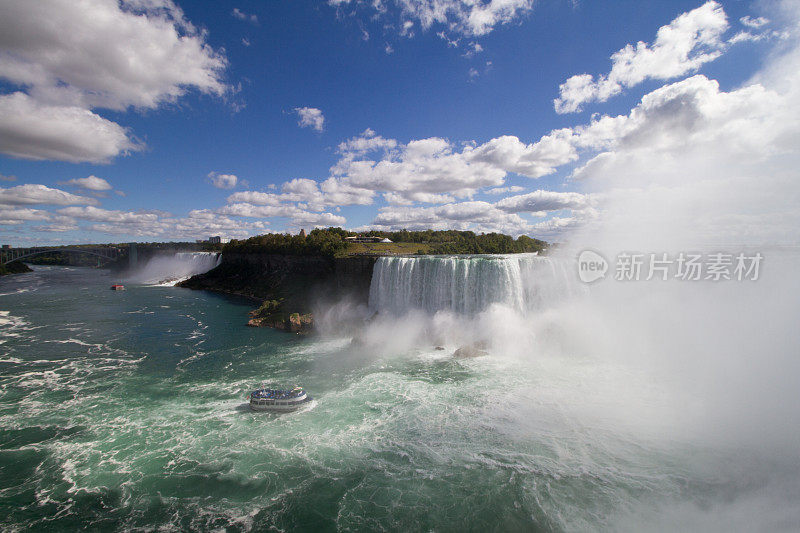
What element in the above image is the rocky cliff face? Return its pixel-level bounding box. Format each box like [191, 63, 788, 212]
[0, 261, 33, 276]
[247, 312, 314, 334]
[178, 254, 377, 331]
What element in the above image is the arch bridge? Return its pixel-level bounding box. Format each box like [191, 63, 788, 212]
[0, 246, 128, 266]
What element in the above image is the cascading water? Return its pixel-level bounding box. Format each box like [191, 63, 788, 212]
[128, 252, 222, 285]
[368, 254, 579, 315]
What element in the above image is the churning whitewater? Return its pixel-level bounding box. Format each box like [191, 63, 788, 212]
[1, 259, 798, 532]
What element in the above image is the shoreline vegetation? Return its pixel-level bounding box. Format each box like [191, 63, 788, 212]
[182, 228, 549, 333]
[223, 227, 547, 257]
[0, 261, 32, 276]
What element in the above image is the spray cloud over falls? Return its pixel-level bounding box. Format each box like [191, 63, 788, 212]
[332, 8, 800, 527]
[127, 252, 221, 285]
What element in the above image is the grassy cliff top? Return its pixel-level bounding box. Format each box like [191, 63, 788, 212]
[341, 242, 434, 256]
[223, 228, 547, 258]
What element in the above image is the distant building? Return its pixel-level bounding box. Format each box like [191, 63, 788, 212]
[1, 244, 10, 249]
[345, 235, 390, 243]
[208, 236, 230, 244]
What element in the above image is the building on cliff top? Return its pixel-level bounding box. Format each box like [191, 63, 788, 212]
[345, 236, 392, 243]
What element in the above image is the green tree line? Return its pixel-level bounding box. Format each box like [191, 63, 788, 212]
[224, 228, 547, 257]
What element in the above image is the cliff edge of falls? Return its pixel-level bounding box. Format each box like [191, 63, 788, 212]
[177, 253, 377, 333]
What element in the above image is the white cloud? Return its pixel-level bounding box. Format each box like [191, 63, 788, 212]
[356, 13, 800, 243]
[289, 210, 347, 227]
[0, 184, 99, 207]
[0, 93, 140, 163]
[0, 208, 51, 225]
[337, 128, 398, 156]
[294, 107, 325, 132]
[226, 191, 283, 206]
[466, 132, 578, 179]
[554, 1, 729, 113]
[217, 202, 346, 227]
[741, 15, 769, 29]
[281, 178, 322, 200]
[65, 176, 113, 191]
[729, 31, 766, 44]
[0, 0, 227, 162]
[331, 135, 507, 202]
[40, 206, 271, 240]
[57, 206, 161, 224]
[363, 189, 593, 237]
[463, 42, 483, 57]
[33, 215, 78, 232]
[728, 14, 787, 45]
[485, 186, 524, 195]
[218, 203, 296, 218]
[437, 31, 460, 47]
[495, 190, 591, 212]
[0, 0, 228, 111]
[332, 127, 579, 204]
[208, 172, 239, 189]
[383, 191, 456, 205]
[370, 201, 532, 235]
[253, 127, 588, 208]
[527, 214, 589, 241]
[564, 49, 800, 247]
[329, 0, 534, 38]
[318, 177, 376, 206]
[227, 179, 373, 210]
[87, 212, 270, 239]
[232, 8, 258, 23]
[571, 74, 795, 182]
[165, 211, 269, 240]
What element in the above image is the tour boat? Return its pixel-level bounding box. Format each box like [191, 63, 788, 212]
[249, 386, 310, 412]
[110, 284, 125, 290]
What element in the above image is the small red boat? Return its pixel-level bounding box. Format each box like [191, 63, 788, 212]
[110, 284, 125, 291]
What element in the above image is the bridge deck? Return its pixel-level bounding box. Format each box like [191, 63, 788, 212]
[0, 247, 124, 266]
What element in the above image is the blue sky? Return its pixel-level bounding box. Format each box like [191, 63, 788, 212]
[0, 0, 797, 246]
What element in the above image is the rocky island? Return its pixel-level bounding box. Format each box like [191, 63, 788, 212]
[0, 261, 33, 276]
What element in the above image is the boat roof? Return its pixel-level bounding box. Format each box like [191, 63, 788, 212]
[251, 387, 305, 396]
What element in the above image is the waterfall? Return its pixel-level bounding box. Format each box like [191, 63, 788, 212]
[368, 254, 579, 315]
[128, 252, 222, 286]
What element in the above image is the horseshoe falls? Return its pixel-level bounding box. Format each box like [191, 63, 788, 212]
[368, 254, 578, 315]
[1, 255, 799, 532]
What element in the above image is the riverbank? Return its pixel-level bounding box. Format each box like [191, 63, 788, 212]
[178, 253, 376, 332]
[0, 261, 32, 276]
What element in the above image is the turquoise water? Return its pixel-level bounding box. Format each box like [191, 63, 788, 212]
[1, 266, 798, 531]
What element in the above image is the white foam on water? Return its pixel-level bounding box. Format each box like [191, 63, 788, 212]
[0, 309, 25, 326]
[0, 288, 30, 297]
